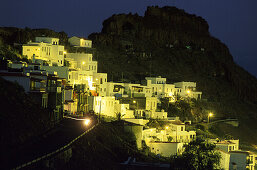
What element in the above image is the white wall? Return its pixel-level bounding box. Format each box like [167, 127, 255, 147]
[217, 150, 230, 170]
[149, 142, 184, 157]
[1, 75, 31, 92]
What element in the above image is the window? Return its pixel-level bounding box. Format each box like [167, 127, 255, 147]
[229, 146, 232, 151]
[59, 51, 63, 55]
[181, 127, 183, 131]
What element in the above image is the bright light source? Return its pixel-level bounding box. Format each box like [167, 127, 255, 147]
[82, 61, 85, 65]
[209, 112, 213, 117]
[165, 126, 169, 129]
[186, 90, 191, 94]
[84, 119, 90, 126]
[64, 51, 67, 54]
[133, 100, 136, 103]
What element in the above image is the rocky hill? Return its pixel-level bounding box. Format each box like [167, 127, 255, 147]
[0, 5, 256, 150]
[89, 6, 257, 143]
[89, 6, 257, 103]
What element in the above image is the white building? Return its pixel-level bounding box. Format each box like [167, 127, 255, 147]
[22, 37, 64, 66]
[174, 81, 202, 100]
[216, 148, 230, 170]
[63, 85, 77, 114]
[65, 53, 97, 72]
[145, 76, 176, 102]
[68, 36, 92, 48]
[89, 96, 116, 117]
[215, 140, 239, 152]
[149, 142, 184, 157]
[229, 151, 256, 170]
[166, 120, 196, 143]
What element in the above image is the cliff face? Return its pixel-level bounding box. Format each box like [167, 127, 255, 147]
[89, 6, 257, 105]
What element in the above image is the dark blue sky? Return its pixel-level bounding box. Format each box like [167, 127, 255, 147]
[0, 0, 256, 77]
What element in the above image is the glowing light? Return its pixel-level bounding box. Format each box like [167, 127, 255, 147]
[84, 119, 90, 125]
[209, 112, 213, 117]
[150, 129, 153, 132]
[82, 61, 85, 65]
[186, 90, 191, 94]
[64, 51, 67, 54]
[133, 100, 136, 103]
[165, 126, 169, 129]
[169, 92, 173, 97]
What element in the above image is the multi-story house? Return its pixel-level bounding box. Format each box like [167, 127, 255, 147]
[143, 77, 177, 103]
[22, 37, 64, 66]
[229, 151, 256, 170]
[174, 81, 202, 100]
[68, 36, 92, 48]
[165, 120, 196, 143]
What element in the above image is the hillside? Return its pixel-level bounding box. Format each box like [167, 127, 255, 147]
[28, 121, 167, 169]
[88, 6, 257, 143]
[0, 76, 51, 164]
[0, 5, 257, 159]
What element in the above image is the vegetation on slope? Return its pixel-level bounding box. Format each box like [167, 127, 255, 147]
[0, 77, 51, 163]
[88, 6, 257, 144]
[52, 121, 167, 169]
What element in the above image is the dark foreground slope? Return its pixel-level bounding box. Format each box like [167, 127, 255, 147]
[47, 121, 167, 170]
[89, 6, 257, 142]
[0, 77, 51, 164]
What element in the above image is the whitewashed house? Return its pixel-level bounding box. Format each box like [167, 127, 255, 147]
[22, 37, 65, 66]
[88, 96, 116, 117]
[174, 81, 202, 100]
[145, 76, 176, 102]
[229, 151, 256, 170]
[68, 36, 92, 48]
[149, 142, 184, 157]
[166, 120, 196, 143]
[215, 140, 239, 152]
[216, 148, 230, 170]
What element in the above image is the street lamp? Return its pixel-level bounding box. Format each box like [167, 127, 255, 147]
[133, 100, 138, 109]
[208, 112, 213, 123]
[186, 90, 191, 97]
[133, 100, 139, 118]
[84, 119, 90, 126]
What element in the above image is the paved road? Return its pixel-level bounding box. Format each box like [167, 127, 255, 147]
[3, 117, 96, 169]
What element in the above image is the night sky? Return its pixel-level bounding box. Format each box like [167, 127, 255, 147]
[0, 0, 256, 77]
